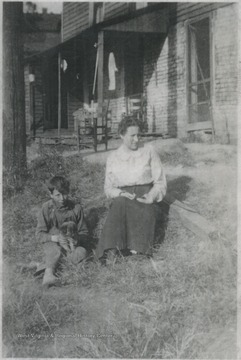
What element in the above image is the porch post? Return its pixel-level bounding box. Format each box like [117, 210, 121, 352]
[97, 31, 104, 128]
[58, 51, 62, 139]
[29, 64, 36, 138]
[30, 73, 36, 138]
[82, 39, 89, 105]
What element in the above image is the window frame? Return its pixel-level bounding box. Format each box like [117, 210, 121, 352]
[135, 3, 148, 10]
[186, 13, 213, 131]
[89, 2, 104, 26]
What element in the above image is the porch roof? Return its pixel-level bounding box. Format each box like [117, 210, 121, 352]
[24, 27, 96, 62]
[25, 2, 170, 63]
[102, 8, 168, 34]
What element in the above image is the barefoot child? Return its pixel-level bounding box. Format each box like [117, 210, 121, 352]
[36, 176, 90, 287]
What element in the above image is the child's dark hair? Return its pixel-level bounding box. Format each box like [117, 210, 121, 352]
[47, 176, 70, 194]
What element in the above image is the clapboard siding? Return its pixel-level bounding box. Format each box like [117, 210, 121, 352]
[177, 2, 228, 14]
[62, 2, 132, 41]
[169, 2, 231, 22]
[34, 66, 44, 133]
[62, 2, 89, 41]
[62, 2, 231, 42]
[24, 66, 31, 134]
[104, 2, 130, 20]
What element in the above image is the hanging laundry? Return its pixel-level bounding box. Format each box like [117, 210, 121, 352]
[108, 52, 118, 91]
[61, 59, 68, 72]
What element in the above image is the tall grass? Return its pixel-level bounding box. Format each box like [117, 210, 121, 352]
[3, 144, 237, 358]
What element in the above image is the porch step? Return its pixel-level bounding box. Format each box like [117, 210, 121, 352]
[34, 135, 79, 146]
[33, 135, 109, 148]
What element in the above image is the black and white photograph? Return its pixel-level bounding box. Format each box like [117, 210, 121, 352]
[2, 0, 239, 358]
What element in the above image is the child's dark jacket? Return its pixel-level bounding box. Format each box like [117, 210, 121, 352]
[36, 199, 89, 246]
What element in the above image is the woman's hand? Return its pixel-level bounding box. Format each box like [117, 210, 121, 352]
[120, 191, 136, 200]
[136, 194, 153, 204]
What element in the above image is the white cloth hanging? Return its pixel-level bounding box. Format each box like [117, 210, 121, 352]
[61, 59, 68, 72]
[108, 52, 118, 91]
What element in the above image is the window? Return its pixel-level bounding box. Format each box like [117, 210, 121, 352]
[128, 2, 148, 11]
[95, 2, 104, 24]
[89, 2, 104, 25]
[187, 17, 211, 125]
[136, 2, 148, 10]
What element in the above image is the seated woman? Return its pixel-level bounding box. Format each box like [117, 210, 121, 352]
[95, 116, 167, 260]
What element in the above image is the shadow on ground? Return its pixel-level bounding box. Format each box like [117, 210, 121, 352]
[154, 175, 192, 248]
[85, 206, 108, 250]
[166, 175, 192, 202]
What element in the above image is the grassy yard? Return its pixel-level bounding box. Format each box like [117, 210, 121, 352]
[2, 140, 237, 358]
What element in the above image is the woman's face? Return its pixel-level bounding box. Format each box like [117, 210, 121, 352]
[121, 126, 140, 151]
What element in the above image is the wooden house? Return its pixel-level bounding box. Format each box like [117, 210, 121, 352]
[25, 2, 239, 144]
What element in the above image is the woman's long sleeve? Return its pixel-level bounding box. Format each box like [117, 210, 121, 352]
[104, 156, 122, 199]
[146, 147, 167, 203]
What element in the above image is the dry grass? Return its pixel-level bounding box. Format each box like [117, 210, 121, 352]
[2, 142, 237, 358]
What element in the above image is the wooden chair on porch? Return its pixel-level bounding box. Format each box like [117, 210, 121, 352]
[76, 103, 111, 152]
[126, 93, 148, 132]
[76, 116, 94, 151]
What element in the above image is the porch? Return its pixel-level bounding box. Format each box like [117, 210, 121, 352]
[25, 6, 169, 150]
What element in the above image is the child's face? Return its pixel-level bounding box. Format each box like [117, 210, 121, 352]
[50, 189, 68, 206]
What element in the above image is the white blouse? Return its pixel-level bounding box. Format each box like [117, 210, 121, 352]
[104, 144, 167, 202]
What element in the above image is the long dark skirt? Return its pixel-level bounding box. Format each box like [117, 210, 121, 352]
[94, 184, 162, 259]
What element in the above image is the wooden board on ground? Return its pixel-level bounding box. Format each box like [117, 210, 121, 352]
[170, 199, 216, 241]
